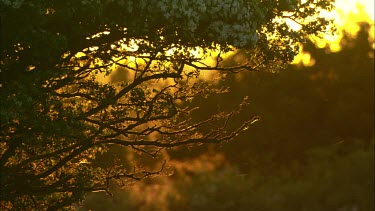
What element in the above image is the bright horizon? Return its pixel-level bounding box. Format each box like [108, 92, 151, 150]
[337, 0, 374, 22]
[294, 0, 374, 65]
[319, 0, 374, 47]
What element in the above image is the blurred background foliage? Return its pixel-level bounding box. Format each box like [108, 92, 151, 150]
[81, 20, 374, 211]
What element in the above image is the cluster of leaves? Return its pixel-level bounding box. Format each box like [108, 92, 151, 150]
[215, 22, 374, 170]
[82, 22, 374, 211]
[171, 21, 374, 210]
[1, 0, 334, 210]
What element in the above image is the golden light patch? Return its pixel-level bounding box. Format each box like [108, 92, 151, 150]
[293, 0, 374, 64]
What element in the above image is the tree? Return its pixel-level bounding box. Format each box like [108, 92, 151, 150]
[0, 0, 334, 210]
[215, 22, 374, 170]
[82, 21, 375, 211]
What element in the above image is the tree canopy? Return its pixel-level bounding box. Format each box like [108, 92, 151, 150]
[83, 21, 374, 211]
[1, 0, 334, 210]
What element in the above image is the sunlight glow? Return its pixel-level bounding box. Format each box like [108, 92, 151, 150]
[293, 0, 374, 64]
[326, 0, 373, 42]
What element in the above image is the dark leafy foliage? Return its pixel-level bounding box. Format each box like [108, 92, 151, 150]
[1, 0, 334, 210]
[82, 22, 374, 211]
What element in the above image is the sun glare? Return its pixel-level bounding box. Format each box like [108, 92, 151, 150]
[337, 0, 374, 22]
[293, 0, 374, 64]
[331, 0, 374, 39]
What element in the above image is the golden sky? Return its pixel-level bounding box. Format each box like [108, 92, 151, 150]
[319, 0, 374, 48]
[294, 0, 374, 65]
[336, 0, 374, 23]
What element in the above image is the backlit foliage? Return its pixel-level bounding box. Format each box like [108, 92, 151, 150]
[1, 0, 334, 210]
